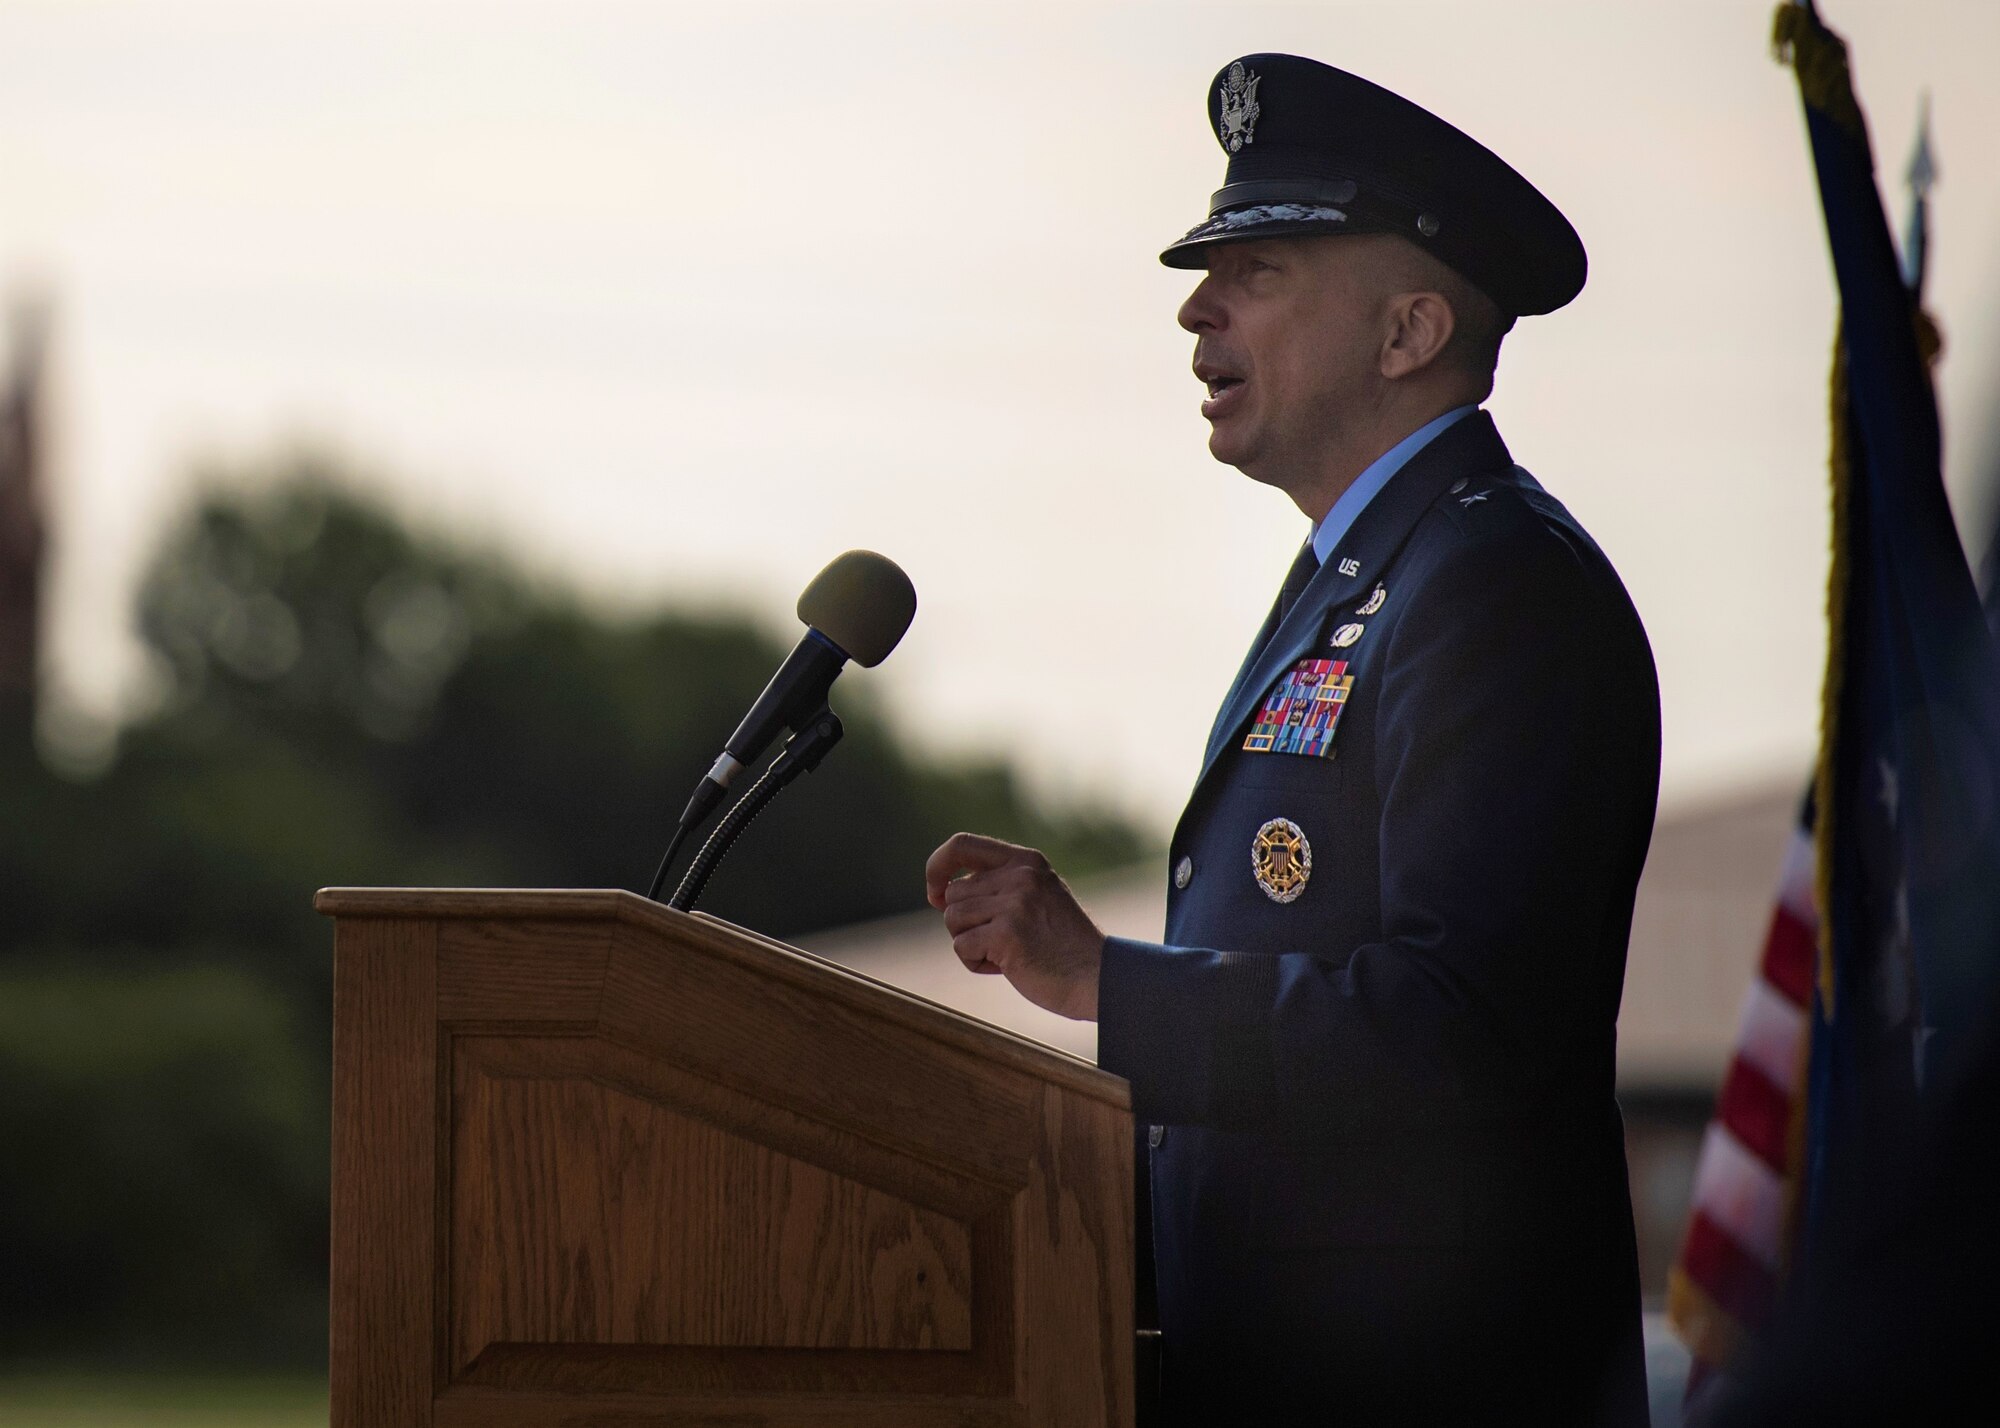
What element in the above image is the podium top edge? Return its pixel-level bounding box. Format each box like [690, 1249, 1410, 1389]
[315, 887, 644, 919]
[314, 887, 1132, 1109]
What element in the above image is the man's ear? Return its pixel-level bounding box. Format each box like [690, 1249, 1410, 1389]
[1379, 291, 1456, 380]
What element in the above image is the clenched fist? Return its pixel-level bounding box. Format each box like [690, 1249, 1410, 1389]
[924, 832, 1105, 1021]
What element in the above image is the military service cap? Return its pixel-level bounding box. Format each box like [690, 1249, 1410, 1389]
[1161, 53, 1586, 318]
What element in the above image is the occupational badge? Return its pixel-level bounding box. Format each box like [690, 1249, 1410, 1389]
[1357, 585, 1387, 616]
[1330, 623, 1365, 648]
[1243, 657, 1352, 757]
[1218, 61, 1261, 153]
[1252, 817, 1311, 903]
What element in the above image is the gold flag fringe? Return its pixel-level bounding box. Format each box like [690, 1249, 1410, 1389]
[1667, 1267, 1749, 1374]
[1808, 306, 1944, 1024]
[1772, 3, 1865, 139]
[1814, 329, 1850, 1018]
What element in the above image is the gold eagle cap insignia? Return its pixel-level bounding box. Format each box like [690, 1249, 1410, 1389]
[1218, 62, 1262, 153]
[1252, 817, 1311, 903]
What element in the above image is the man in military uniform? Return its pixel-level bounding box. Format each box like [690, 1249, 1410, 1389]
[926, 53, 1658, 1425]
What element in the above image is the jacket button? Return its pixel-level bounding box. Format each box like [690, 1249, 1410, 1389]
[1173, 856, 1193, 889]
[1148, 1125, 1166, 1149]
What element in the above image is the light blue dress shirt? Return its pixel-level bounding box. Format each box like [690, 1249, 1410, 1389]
[1309, 404, 1478, 567]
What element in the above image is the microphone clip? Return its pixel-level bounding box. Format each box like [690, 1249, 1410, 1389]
[665, 707, 844, 913]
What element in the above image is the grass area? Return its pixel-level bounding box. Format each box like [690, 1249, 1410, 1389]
[0, 1374, 326, 1427]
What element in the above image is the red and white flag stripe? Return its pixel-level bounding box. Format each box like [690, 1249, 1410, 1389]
[1668, 818, 1816, 1382]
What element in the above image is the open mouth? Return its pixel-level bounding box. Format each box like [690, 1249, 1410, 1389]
[1199, 370, 1247, 418]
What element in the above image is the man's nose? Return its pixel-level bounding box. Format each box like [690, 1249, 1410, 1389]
[1177, 275, 1223, 334]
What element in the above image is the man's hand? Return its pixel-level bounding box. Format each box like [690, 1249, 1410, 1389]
[924, 832, 1105, 1021]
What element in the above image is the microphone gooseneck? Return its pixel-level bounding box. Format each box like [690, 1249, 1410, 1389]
[669, 708, 844, 913]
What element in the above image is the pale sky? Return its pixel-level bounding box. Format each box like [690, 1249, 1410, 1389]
[4, 0, 1997, 830]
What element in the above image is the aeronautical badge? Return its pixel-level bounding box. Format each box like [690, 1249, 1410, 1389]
[1330, 623, 1364, 648]
[1252, 817, 1311, 903]
[1357, 585, 1386, 616]
[1243, 657, 1352, 757]
[1218, 61, 1261, 152]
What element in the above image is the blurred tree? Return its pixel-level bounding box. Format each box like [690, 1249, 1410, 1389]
[0, 959, 326, 1362]
[0, 452, 1153, 1364]
[116, 455, 1147, 936]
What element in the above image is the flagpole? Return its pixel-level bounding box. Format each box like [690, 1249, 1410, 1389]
[1900, 95, 1935, 297]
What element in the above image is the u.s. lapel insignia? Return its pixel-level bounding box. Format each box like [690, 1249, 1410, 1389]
[1252, 817, 1311, 903]
[1330, 623, 1364, 648]
[1218, 62, 1262, 152]
[1357, 585, 1386, 616]
[1244, 657, 1352, 756]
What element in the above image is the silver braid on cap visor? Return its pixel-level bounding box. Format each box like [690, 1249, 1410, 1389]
[1175, 203, 1348, 243]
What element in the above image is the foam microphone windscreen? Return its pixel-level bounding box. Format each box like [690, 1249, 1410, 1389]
[796, 551, 917, 668]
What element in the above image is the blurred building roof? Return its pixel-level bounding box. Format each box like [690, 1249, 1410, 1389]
[800, 779, 1801, 1095]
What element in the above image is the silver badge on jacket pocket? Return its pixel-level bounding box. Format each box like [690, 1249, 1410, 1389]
[1252, 817, 1312, 903]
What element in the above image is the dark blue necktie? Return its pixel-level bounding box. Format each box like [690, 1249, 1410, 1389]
[1275, 538, 1320, 625]
[1205, 539, 1321, 762]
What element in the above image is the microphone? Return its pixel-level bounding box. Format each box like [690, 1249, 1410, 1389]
[710, 550, 917, 791]
[647, 551, 916, 900]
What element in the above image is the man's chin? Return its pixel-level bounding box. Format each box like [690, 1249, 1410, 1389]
[1208, 431, 1277, 486]
[1225, 458, 1299, 501]
[1207, 425, 1254, 470]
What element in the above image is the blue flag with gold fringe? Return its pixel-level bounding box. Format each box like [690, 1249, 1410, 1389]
[1772, 0, 2000, 1264]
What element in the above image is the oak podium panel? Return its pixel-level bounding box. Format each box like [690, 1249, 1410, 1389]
[319, 888, 1133, 1427]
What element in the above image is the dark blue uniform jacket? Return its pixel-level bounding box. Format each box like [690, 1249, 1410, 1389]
[1099, 412, 1658, 1425]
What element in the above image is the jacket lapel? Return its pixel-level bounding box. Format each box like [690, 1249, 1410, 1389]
[1202, 540, 1315, 758]
[1193, 411, 1515, 784]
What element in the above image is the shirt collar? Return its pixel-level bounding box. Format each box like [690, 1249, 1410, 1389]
[1310, 404, 1478, 567]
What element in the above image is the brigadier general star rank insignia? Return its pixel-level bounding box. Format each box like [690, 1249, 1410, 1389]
[1243, 657, 1353, 757]
[1218, 62, 1261, 152]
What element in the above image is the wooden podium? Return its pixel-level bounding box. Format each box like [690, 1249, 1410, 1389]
[319, 888, 1134, 1427]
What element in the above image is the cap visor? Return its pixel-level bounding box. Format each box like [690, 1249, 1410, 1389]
[1158, 203, 1352, 268]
